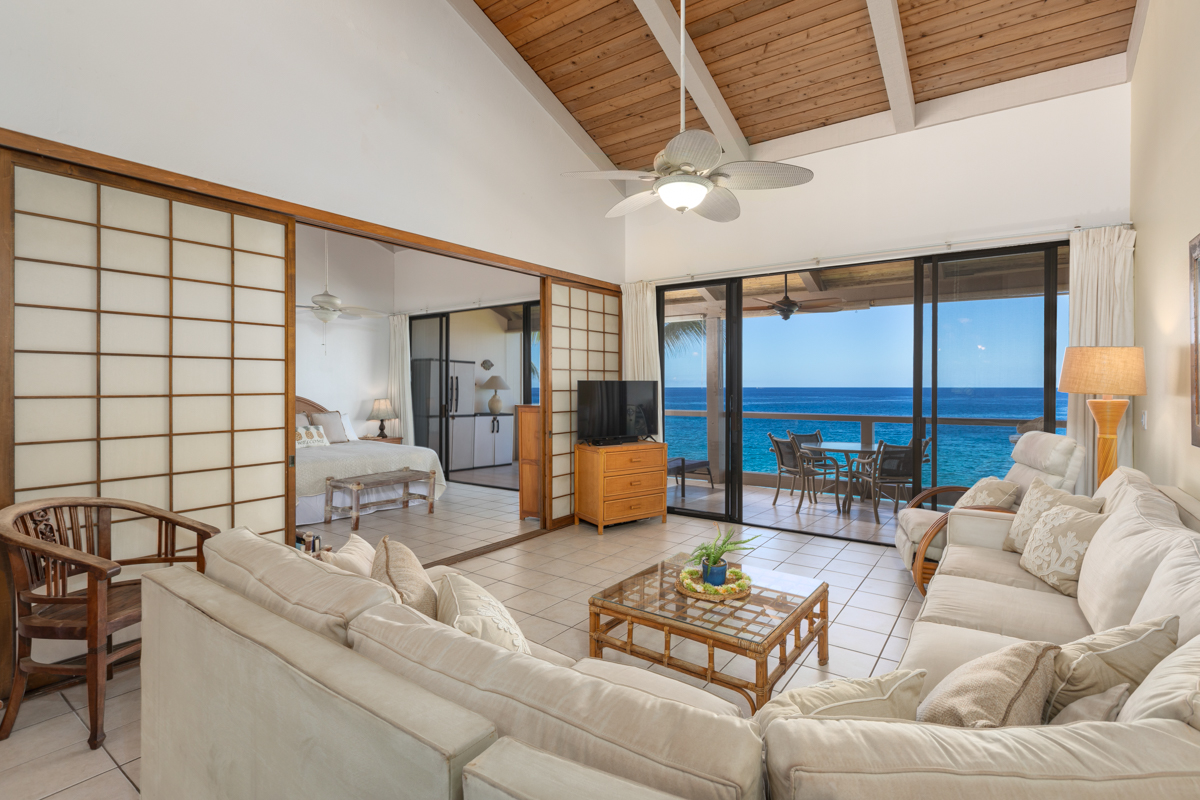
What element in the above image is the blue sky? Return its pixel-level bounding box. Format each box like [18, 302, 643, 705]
[665, 295, 1069, 388]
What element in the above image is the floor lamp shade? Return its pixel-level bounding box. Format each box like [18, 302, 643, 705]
[368, 398, 398, 438]
[1058, 347, 1146, 486]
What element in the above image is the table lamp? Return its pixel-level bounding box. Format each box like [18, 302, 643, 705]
[480, 375, 510, 414]
[1058, 346, 1146, 486]
[367, 398, 398, 439]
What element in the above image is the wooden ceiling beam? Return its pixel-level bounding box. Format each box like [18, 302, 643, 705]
[865, 0, 915, 132]
[632, 0, 752, 161]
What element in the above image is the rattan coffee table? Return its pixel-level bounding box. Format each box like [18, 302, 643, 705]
[588, 557, 829, 712]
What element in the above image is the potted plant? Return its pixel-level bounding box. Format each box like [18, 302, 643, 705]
[687, 526, 759, 587]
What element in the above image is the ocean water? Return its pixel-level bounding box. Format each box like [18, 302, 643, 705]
[664, 387, 1069, 487]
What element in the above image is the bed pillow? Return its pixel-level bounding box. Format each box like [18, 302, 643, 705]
[296, 425, 330, 449]
[316, 533, 375, 576]
[310, 411, 349, 444]
[295, 412, 310, 428]
[340, 411, 359, 441]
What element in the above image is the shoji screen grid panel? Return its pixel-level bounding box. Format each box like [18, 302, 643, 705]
[548, 282, 620, 523]
[7, 155, 293, 550]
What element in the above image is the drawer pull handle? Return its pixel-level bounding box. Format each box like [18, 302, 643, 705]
[630, 480, 642, 486]
[631, 504, 642, 510]
[631, 457, 643, 462]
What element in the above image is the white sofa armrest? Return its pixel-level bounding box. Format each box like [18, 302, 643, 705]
[765, 716, 1200, 799]
[465, 738, 688, 800]
[945, 507, 1016, 550]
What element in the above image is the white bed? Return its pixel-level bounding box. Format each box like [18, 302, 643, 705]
[295, 398, 446, 526]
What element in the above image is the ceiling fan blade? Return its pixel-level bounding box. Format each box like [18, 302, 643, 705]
[605, 190, 660, 218]
[795, 299, 843, 310]
[562, 170, 657, 182]
[709, 161, 814, 190]
[664, 129, 722, 173]
[338, 314, 362, 321]
[339, 306, 385, 318]
[752, 297, 786, 308]
[743, 305, 776, 311]
[797, 307, 842, 313]
[692, 186, 740, 223]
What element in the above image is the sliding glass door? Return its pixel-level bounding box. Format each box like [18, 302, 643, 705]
[410, 314, 449, 464]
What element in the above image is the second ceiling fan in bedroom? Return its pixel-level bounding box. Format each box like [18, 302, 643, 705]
[564, 0, 814, 222]
[295, 231, 388, 322]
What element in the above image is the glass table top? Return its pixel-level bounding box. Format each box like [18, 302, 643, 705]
[591, 555, 826, 647]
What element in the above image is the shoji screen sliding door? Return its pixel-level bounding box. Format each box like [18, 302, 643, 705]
[2, 152, 295, 547]
[545, 280, 620, 527]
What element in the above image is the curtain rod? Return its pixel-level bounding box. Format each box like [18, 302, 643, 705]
[651, 221, 1133, 285]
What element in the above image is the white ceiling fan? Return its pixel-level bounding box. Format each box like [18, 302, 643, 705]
[295, 231, 388, 322]
[563, 0, 814, 223]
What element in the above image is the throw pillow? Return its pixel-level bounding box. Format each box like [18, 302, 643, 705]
[316, 533, 375, 576]
[1117, 635, 1200, 731]
[1049, 683, 1130, 725]
[753, 670, 926, 734]
[295, 425, 330, 449]
[371, 536, 438, 618]
[916, 641, 1060, 728]
[1019, 505, 1109, 596]
[437, 572, 531, 655]
[1003, 477, 1104, 553]
[954, 477, 1020, 510]
[310, 411, 349, 444]
[340, 411, 359, 441]
[1046, 615, 1179, 719]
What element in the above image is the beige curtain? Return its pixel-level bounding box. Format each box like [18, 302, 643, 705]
[388, 314, 415, 443]
[621, 281, 663, 442]
[1067, 225, 1137, 495]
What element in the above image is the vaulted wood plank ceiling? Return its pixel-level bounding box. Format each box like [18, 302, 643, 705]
[471, 0, 1139, 169]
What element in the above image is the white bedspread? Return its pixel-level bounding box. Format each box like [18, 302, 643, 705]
[295, 441, 447, 500]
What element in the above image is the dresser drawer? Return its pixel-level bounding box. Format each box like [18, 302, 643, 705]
[604, 449, 664, 473]
[603, 494, 665, 520]
[604, 471, 666, 497]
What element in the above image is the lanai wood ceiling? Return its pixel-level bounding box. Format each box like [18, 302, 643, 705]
[472, 0, 1139, 169]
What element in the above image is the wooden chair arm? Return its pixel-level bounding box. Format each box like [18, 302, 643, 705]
[0, 529, 120, 580]
[905, 485, 970, 510]
[912, 505, 1019, 595]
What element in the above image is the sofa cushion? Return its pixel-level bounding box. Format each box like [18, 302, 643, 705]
[1003, 477, 1104, 553]
[527, 642, 576, 668]
[894, 507, 945, 569]
[1049, 683, 1129, 725]
[918, 576, 1093, 643]
[572, 659, 741, 718]
[916, 641, 1060, 728]
[1077, 483, 1191, 633]
[936, 545, 1057, 593]
[753, 670, 925, 734]
[1118, 635, 1200, 731]
[897, 621, 1025, 702]
[204, 527, 400, 645]
[316, 533, 375, 576]
[437, 573, 531, 655]
[1132, 536, 1200, 645]
[1019, 506, 1109, 597]
[1047, 615, 1179, 719]
[1093, 465, 1154, 511]
[1006, 431, 1084, 499]
[348, 604, 764, 800]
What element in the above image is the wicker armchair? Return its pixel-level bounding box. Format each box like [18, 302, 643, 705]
[0, 498, 219, 749]
[845, 440, 916, 521]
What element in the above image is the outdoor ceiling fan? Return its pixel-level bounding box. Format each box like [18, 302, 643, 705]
[744, 274, 843, 321]
[562, 0, 813, 223]
[294, 231, 387, 322]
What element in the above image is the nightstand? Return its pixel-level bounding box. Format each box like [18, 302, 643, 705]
[369, 437, 405, 445]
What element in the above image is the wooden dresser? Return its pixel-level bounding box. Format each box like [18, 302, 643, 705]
[574, 441, 668, 534]
[515, 405, 541, 521]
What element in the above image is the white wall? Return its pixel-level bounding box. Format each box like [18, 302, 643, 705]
[394, 250, 539, 314]
[296, 225, 392, 436]
[1130, 0, 1200, 496]
[625, 85, 1131, 282]
[449, 309, 522, 415]
[0, 0, 624, 284]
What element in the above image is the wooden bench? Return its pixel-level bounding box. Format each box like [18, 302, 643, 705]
[324, 469, 436, 531]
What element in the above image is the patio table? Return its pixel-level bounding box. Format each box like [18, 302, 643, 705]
[795, 441, 877, 509]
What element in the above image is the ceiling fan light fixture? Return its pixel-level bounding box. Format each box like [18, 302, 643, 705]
[655, 175, 712, 212]
[311, 307, 340, 323]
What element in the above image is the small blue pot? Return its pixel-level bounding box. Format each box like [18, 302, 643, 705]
[701, 559, 728, 587]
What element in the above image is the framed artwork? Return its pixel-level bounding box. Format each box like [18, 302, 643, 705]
[1192, 233, 1200, 446]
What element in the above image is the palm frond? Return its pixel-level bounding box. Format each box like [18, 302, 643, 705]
[663, 320, 707, 358]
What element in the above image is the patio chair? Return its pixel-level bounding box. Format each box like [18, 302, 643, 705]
[787, 430, 842, 511]
[768, 433, 804, 506]
[0, 497, 220, 749]
[666, 456, 715, 498]
[845, 440, 914, 522]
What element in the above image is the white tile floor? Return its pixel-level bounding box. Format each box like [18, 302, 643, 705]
[0, 493, 919, 796]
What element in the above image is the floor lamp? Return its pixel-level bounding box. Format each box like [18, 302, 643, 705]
[1058, 346, 1146, 487]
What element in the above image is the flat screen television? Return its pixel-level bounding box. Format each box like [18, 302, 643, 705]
[577, 380, 659, 444]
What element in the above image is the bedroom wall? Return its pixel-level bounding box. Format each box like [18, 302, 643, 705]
[449, 308, 522, 416]
[1130, 0, 1200, 496]
[394, 250, 540, 314]
[295, 225, 393, 437]
[624, 85, 1131, 283]
[0, 0, 625, 285]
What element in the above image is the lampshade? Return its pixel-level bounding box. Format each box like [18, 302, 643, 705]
[655, 175, 712, 212]
[480, 375, 510, 391]
[367, 397, 397, 421]
[1059, 346, 1147, 396]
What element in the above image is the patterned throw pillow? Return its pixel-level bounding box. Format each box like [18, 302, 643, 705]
[437, 573, 531, 655]
[917, 641, 1061, 728]
[1003, 477, 1105, 553]
[295, 425, 330, 449]
[954, 476, 1020, 510]
[1020, 505, 1109, 596]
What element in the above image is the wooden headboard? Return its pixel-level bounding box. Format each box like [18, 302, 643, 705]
[296, 396, 329, 416]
